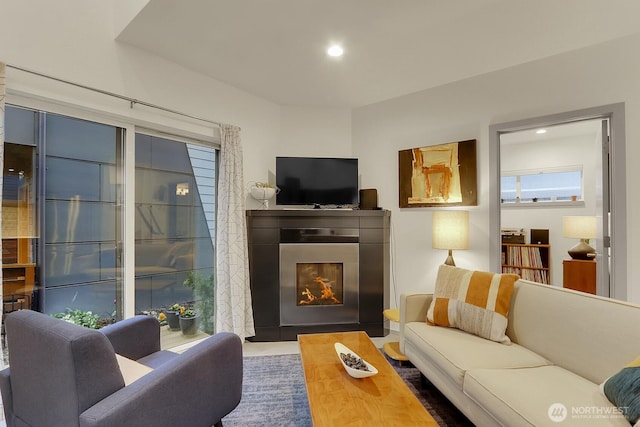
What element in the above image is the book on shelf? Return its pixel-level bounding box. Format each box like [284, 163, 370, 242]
[502, 244, 549, 284]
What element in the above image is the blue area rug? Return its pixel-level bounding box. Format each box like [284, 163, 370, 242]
[222, 353, 472, 426]
[222, 354, 311, 427]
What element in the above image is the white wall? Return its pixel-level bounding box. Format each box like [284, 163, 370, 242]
[501, 134, 599, 286]
[279, 106, 352, 157]
[353, 33, 640, 306]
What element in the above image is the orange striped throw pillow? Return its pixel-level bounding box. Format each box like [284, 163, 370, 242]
[426, 264, 519, 344]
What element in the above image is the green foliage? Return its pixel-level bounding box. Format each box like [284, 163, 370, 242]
[53, 308, 101, 329]
[183, 272, 215, 334]
[255, 182, 275, 188]
[181, 308, 196, 318]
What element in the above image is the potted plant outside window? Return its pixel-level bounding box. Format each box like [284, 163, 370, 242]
[165, 303, 182, 331]
[179, 308, 199, 335]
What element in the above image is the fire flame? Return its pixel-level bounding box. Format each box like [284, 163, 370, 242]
[299, 276, 341, 305]
[300, 287, 317, 304]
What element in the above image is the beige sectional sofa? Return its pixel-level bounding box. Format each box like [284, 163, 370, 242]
[400, 277, 640, 426]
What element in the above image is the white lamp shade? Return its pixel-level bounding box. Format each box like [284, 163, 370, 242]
[432, 211, 469, 250]
[562, 216, 597, 239]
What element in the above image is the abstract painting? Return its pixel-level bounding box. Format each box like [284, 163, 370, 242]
[398, 139, 477, 207]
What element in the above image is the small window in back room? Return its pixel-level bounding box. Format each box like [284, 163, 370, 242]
[501, 168, 583, 204]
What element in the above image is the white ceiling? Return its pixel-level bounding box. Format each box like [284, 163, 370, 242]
[500, 119, 603, 145]
[117, 0, 640, 108]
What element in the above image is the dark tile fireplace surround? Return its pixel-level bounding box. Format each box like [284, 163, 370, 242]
[246, 209, 390, 341]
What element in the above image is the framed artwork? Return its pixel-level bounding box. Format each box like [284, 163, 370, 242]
[398, 139, 477, 207]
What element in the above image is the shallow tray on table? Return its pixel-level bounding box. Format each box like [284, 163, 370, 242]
[334, 342, 378, 378]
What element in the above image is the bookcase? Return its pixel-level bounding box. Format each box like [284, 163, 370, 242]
[501, 243, 551, 284]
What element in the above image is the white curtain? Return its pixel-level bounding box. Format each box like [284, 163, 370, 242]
[215, 124, 255, 340]
[0, 62, 5, 325]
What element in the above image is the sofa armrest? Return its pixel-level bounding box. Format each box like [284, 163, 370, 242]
[100, 315, 160, 360]
[399, 293, 433, 354]
[400, 293, 433, 323]
[80, 332, 242, 427]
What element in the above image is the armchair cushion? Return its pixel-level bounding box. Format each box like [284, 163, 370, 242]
[136, 350, 180, 369]
[115, 355, 154, 385]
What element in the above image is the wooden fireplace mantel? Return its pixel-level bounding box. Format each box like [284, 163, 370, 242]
[246, 209, 390, 341]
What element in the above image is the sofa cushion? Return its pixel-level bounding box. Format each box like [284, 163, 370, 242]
[404, 321, 550, 389]
[465, 365, 631, 426]
[602, 355, 640, 425]
[427, 264, 519, 344]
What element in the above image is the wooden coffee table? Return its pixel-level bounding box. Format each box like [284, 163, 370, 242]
[298, 331, 438, 426]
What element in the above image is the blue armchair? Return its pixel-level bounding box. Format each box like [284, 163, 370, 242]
[0, 310, 242, 427]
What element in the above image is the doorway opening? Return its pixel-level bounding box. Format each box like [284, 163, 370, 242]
[489, 103, 626, 300]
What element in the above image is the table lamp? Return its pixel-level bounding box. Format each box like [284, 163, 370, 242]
[562, 216, 597, 260]
[432, 210, 469, 266]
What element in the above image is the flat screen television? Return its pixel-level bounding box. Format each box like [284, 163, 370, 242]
[276, 157, 359, 206]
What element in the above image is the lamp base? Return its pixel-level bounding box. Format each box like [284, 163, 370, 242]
[443, 249, 456, 266]
[568, 240, 596, 260]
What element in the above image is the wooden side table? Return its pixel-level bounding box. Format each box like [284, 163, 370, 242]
[563, 259, 596, 294]
[382, 309, 409, 364]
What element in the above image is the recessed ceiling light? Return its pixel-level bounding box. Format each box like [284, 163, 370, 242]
[327, 44, 344, 57]
[536, 129, 547, 134]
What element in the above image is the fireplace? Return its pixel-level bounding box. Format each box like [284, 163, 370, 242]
[246, 209, 390, 342]
[280, 243, 359, 326]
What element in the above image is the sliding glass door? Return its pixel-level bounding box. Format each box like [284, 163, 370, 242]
[3, 106, 124, 320]
[43, 112, 124, 320]
[3, 105, 218, 341]
[134, 133, 216, 334]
